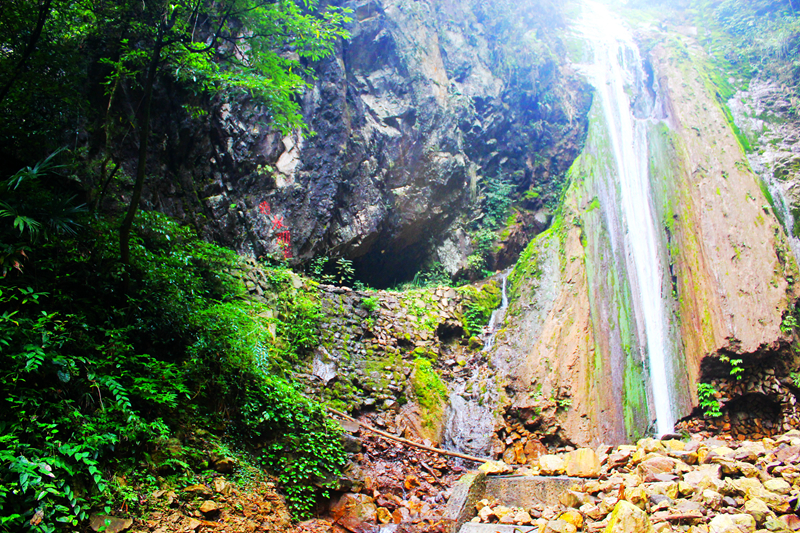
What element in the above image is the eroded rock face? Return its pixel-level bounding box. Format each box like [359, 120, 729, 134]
[132, 0, 590, 287]
[494, 18, 799, 447]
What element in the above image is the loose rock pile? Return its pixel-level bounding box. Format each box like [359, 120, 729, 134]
[469, 430, 800, 533]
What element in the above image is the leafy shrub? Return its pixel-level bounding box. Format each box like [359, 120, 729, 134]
[361, 296, 378, 313]
[0, 203, 342, 528]
[697, 382, 722, 418]
[245, 375, 345, 518]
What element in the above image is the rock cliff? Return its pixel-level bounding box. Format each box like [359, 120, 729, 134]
[133, 0, 590, 287]
[494, 16, 800, 448]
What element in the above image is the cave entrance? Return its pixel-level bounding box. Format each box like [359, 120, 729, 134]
[436, 321, 465, 344]
[724, 393, 783, 439]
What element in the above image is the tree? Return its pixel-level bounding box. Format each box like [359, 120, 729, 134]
[0, 0, 350, 268]
[90, 0, 350, 268]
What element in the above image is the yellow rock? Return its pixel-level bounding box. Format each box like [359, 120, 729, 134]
[479, 460, 513, 475]
[560, 510, 584, 530]
[514, 510, 534, 525]
[663, 439, 685, 451]
[494, 505, 513, 521]
[544, 519, 577, 533]
[678, 481, 696, 497]
[565, 448, 601, 478]
[539, 454, 566, 476]
[604, 500, 655, 533]
[648, 481, 679, 500]
[625, 486, 648, 509]
[376, 507, 392, 524]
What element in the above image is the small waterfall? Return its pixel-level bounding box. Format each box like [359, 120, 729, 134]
[483, 270, 511, 352]
[442, 271, 510, 457]
[575, 1, 675, 436]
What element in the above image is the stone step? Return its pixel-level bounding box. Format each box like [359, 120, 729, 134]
[445, 473, 582, 533]
[485, 475, 578, 508]
[459, 524, 538, 533]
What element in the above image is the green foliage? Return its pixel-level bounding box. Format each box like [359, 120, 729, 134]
[361, 296, 378, 313]
[718, 354, 744, 380]
[393, 261, 451, 291]
[1, 0, 351, 156]
[459, 282, 502, 336]
[697, 382, 723, 418]
[482, 175, 515, 230]
[782, 312, 799, 334]
[695, 0, 800, 113]
[0, 150, 85, 276]
[249, 375, 345, 518]
[0, 205, 342, 528]
[308, 256, 356, 286]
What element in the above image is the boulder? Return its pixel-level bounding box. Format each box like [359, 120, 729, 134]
[604, 500, 655, 533]
[638, 457, 676, 481]
[744, 497, 774, 525]
[478, 460, 513, 475]
[539, 454, 567, 476]
[565, 448, 601, 478]
[198, 500, 219, 514]
[709, 514, 756, 533]
[544, 519, 578, 533]
[89, 515, 133, 533]
[560, 510, 584, 530]
[764, 478, 792, 495]
[330, 493, 377, 523]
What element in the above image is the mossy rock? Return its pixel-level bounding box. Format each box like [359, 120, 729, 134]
[468, 336, 484, 350]
[411, 358, 448, 442]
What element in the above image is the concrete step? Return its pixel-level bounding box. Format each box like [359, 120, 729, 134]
[445, 473, 582, 533]
[459, 524, 538, 533]
[485, 475, 577, 508]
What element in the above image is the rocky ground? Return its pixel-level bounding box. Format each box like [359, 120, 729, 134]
[93, 470, 295, 533]
[98, 425, 800, 533]
[310, 428, 800, 533]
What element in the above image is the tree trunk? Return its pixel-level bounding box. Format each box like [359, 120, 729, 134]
[0, 0, 53, 106]
[119, 20, 167, 270]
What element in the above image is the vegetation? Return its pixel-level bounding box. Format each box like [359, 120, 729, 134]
[459, 282, 502, 336]
[411, 359, 448, 434]
[693, 0, 800, 112]
[0, 0, 350, 270]
[0, 163, 344, 530]
[697, 382, 723, 418]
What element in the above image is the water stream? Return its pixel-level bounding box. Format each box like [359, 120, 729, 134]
[442, 271, 510, 457]
[482, 270, 511, 352]
[575, 1, 675, 436]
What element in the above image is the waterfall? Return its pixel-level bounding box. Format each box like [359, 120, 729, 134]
[441, 271, 510, 457]
[575, 1, 675, 436]
[483, 270, 511, 352]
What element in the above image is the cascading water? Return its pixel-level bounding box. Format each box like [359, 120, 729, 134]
[575, 1, 675, 437]
[482, 270, 511, 352]
[442, 271, 510, 457]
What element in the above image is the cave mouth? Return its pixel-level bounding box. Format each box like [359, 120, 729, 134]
[436, 321, 465, 344]
[724, 393, 783, 438]
[351, 240, 431, 289]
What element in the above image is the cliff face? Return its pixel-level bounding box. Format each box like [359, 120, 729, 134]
[137, 0, 590, 287]
[495, 17, 799, 448]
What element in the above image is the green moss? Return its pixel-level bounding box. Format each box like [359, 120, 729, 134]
[412, 358, 448, 432]
[458, 282, 501, 335]
[622, 352, 649, 442]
